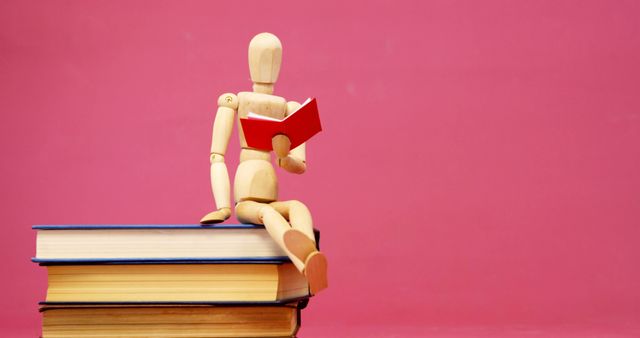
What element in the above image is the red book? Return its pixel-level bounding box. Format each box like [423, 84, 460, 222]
[240, 98, 322, 151]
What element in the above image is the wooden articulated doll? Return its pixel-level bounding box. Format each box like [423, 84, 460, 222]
[200, 32, 327, 294]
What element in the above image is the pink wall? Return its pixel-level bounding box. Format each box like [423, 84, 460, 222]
[1, 1, 639, 336]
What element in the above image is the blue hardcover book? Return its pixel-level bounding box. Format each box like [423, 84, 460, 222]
[40, 262, 311, 303]
[33, 224, 311, 264]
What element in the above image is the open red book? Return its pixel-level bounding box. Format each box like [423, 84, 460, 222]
[240, 98, 322, 151]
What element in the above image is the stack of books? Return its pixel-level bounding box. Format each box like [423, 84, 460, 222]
[33, 224, 316, 337]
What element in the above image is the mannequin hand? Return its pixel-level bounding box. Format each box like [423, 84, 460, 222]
[200, 207, 231, 224]
[272, 134, 291, 159]
[278, 155, 307, 174]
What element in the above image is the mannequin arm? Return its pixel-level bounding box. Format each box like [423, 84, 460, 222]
[278, 142, 306, 174]
[200, 93, 237, 224]
[272, 101, 306, 174]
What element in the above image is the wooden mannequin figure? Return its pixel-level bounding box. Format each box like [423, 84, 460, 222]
[200, 33, 327, 294]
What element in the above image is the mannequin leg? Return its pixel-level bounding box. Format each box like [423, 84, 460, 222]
[236, 200, 304, 271]
[236, 200, 327, 294]
[271, 200, 327, 294]
[270, 200, 315, 240]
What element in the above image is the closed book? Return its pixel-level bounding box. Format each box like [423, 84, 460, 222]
[40, 301, 304, 338]
[33, 224, 319, 263]
[44, 263, 309, 302]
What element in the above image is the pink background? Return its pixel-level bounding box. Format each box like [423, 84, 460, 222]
[2, 1, 640, 336]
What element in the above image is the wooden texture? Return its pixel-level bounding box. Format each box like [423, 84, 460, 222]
[272, 134, 291, 158]
[202, 32, 328, 293]
[283, 229, 317, 262]
[286, 102, 306, 162]
[283, 228, 328, 294]
[237, 91, 287, 148]
[201, 93, 238, 224]
[248, 32, 282, 85]
[233, 159, 278, 203]
[236, 201, 304, 272]
[270, 200, 314, 240]
[304, 251, 329, 295]
[277, 101, 307, 173]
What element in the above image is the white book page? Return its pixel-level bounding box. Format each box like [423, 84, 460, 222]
[247, 98, 312, 122]
[247, 112, 282, 122]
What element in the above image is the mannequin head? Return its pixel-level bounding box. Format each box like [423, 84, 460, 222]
[248, 32, 282, 94]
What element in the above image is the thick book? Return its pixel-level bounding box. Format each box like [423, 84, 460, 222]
[40, 301, 304, 338]
[240, 98, 322, 151]
[33, 224, 311, 263]
[43, 263, 309, 302]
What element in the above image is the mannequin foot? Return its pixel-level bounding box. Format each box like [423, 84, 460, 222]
[304, 251, 328, 294]
[200, 208, 231, 224]
[283, 229, 316, 262]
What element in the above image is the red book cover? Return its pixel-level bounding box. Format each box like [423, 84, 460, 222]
[240, 98, 322, 151]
